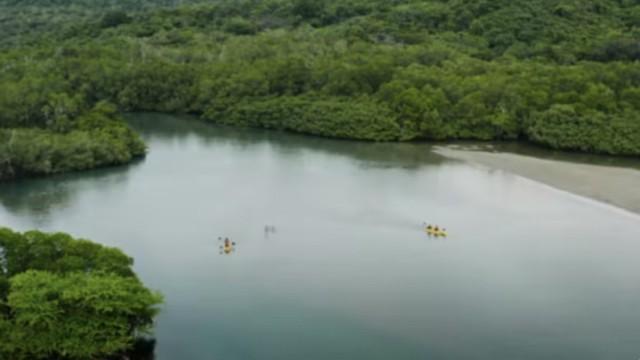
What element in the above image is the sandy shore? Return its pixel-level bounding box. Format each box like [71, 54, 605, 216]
[434, 146, 640, 216]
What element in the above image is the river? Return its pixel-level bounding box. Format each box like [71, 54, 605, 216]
[1, 113, 639, 360]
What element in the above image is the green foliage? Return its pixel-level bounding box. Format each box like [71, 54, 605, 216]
[0, 228, 135, 277]
[527, 105, 640, 155]
[0, 0, 639, 181]
[0, 228, 163, 360]
[292, 0, 325, 21]
[0, 101, 146, 180]
[210, 96, 402, 141]
[101, 10, 133, 28]
[224, 16, 258, 35]
[3, 271, 161, 360]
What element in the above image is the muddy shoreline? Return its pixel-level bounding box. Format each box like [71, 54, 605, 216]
[435, 146, 640, 216]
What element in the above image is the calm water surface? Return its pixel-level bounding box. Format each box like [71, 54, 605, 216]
[1, 114, 640, 360]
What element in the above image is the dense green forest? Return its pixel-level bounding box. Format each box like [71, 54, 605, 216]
[0, 228, 163, 359]
[0, 0, 639, 179]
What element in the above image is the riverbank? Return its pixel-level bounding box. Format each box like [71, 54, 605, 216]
[434, 145, 640, 215]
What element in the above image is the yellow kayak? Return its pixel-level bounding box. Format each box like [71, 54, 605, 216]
[426, 229, 447, 237]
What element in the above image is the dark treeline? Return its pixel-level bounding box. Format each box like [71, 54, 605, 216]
[0, 0, 639, 179]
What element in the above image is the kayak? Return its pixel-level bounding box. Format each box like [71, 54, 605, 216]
[223, 245, 234, 253]
[426, 229, 447, 237]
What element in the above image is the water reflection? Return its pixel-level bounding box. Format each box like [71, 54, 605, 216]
[0, 161, 141, 221]
[0, 112, 449, 221]
[126, 113, 448, 171]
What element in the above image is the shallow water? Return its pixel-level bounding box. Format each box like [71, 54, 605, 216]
[1, 113, 640, 360]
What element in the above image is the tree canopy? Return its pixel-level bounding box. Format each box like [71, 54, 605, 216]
[0, 228, 163, 360]
[0, 0, 639, 179]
